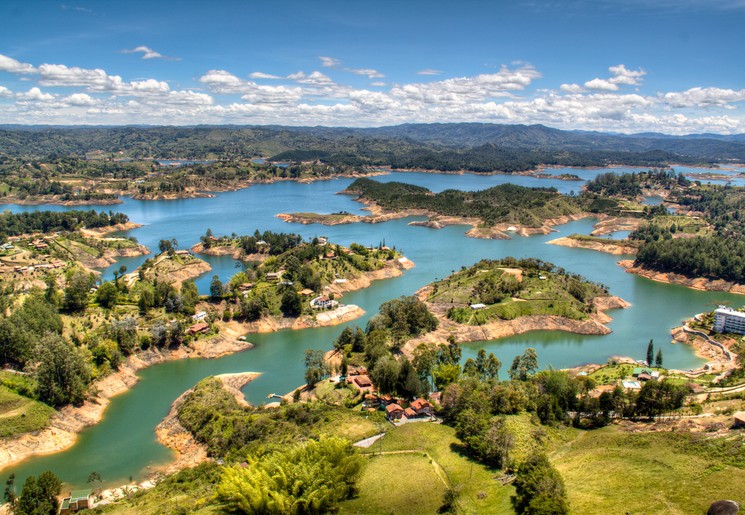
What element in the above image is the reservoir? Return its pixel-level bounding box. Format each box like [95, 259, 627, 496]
[2, 167, 741, 488]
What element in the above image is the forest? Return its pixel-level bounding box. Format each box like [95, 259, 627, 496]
[346, 178, 584, 226]
[0, 210, 129, 239]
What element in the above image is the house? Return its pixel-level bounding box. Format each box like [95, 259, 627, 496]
[734, 411, 745, 429]
[238, 282, 254, 292]
[404, 407, 417, 419]
[409, 398, 434, 417]
[311, 295, 338, 310]
[428, 391, 442, 405]
[348, 374, 374, 393]
[637, 372, 653, 382]
[469, 303, 487, 310]
[348, 366, 368, 376]
[192, 311, 208, 321]
[59, 489, 91, 514]
[188, 321, 209, 335]
[386, 403, 404, 421]
[362, 394, 381, 409]
[175, 249, 191, 256]
[266, 271, 283, 282]
[299, 288, 315, 297]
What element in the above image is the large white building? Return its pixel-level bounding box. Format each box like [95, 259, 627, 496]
[713, 306, 745, 334]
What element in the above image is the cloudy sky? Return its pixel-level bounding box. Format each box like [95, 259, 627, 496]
[1, 0, 744, 134]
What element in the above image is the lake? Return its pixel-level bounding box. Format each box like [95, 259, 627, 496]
[2, 166, 742, 488]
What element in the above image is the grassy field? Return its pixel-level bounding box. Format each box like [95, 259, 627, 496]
[340, 453, 446, 515]
[0, 385, 55, 437]
[351, 422, 515, 514]
[428, 260, 605, 325]
[552, 425, 745, 514]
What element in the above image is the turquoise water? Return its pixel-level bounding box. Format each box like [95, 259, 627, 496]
[1, 167, 742, 488]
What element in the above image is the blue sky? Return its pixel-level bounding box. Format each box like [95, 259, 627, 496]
[0, 0, 744, 133]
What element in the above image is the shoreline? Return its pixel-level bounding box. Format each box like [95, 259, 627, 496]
[153, 372, 260, 476]
[0, 325, 255, 473]
[548, 236, 638, 256]
[403, 291, 630, 355]
[618, 260, 745, 294]
[79, 221, 143, 238]
[278, 193, 598, 240]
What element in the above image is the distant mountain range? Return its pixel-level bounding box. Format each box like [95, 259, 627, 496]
[0, 123, 743, 164]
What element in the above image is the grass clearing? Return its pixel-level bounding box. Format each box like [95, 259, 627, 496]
[360, 422, 515, 514]
[340, 453, 446, 515]
[552, 425, 745, 514]
[0, 385, 55, 437]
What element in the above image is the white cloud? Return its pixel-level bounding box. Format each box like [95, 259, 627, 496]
[370, 81, 386, 87]
[609, 64, 646, 85]
[560, 83, 585, 93]
[319, 56, 341, 68]
[0, 54, 37, 74]
[417, 69, 442, 76]
[347, 68, 385, 79]
[584, 78, 619, 91]
[660, 87, 745, 108]
[37, 63, 170, 95]
[0, 86, 12, 97]
[122, 46, 180, 61]
[16, 87, 55, 101]
[249, 72, 282, 80]
[288, 71, 336, 86]
[64, 93, 98, 106]
[391, 66, 541, 104]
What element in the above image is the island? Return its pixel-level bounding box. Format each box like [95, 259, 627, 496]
[403, 257, 628, 352]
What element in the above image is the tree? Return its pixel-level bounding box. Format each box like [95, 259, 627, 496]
[646, 339, 654, 367]
[371, 355, 400, 394]
[304, 349, 329, 387]
[280, 289, 302, 318]
[35, 333, 91, 407]
[512, 454, 568, 515]
[509, 348, 538, 381]
[158, 238, 174, 255]
[64, 271, 94, 312]
[15, 471, 61, 515]
[4, 473, 16, 507]
[655, 348, 663, 368]
[181, 280, 199, 314]
[210, 275, 224, 299]
[95, 281, 118, 309]
[137, 283, 155, 314]
[218, 436, 363, 515]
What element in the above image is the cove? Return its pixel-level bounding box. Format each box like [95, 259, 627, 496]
[2, 168, 742, 489]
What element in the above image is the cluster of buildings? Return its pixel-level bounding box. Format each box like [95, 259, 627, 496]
[621, 367, 662, 390]
[344, 367, 437, 424]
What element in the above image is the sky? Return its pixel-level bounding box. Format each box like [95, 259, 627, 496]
[0, 0, 744, 134]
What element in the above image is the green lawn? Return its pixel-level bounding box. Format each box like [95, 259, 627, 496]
[359, 422, 515, 514]
[552, 425, 745, 514]
[340, 453, 446, 515]
[0, 385, 55, 437]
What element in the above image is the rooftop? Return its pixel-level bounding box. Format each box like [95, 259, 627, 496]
[715, 306, 745, 319]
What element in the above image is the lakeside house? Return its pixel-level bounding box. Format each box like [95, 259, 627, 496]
[299, 288, 315, 297]
[59, 489, 91, 514]
[713, 306, 745, 334]
[310, 295, 338, 310]
[188, 321, 209, 335]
